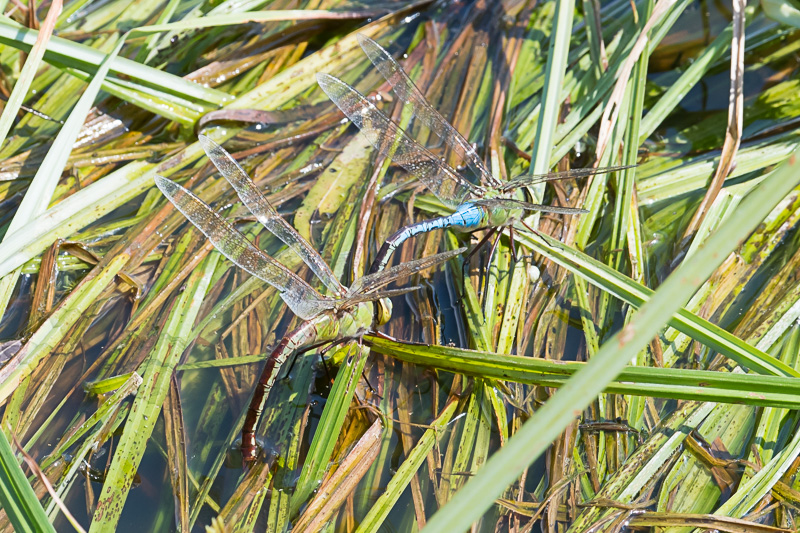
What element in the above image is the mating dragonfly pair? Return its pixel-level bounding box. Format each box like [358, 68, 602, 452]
[155, 34, 623, 461]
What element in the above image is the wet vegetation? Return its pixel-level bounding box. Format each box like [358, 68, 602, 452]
[2, 0, 800, 531]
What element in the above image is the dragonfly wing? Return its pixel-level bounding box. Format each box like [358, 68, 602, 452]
[357, 34, 499, 188]
[340, 286, 423, 307]
[154, 175, 333, 320]
[317, 73, 479, 209]
[500, 165, 636, 191]
[472, 197, 588, 215]
[198, 135, 346, 299]
[348, 247, 466, 296]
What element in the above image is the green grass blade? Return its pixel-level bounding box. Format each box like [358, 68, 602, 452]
[355, 400, 458, 533]
[292, 343, 370, 511]
[0, 432, 55, 533]
[0, 1, 61, 146]
[367, 335, 800, 408]
[713, 414, 800, 518]
[134, 0, 181, 63]
[421, 140, 800, 532]
[59, 66, 205, 125]
[0, 35, 125, 320]
[638, 19, 737, 143]
[0, 18, 230, 106]
[762, 0, 800, 27]
[515, 230, 799, 378]
[528, 0, 574, 178]
[89, 251, 220, 531]
[738, 326, 800, 493]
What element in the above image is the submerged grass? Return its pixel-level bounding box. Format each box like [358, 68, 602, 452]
[2, 0, 800, 531]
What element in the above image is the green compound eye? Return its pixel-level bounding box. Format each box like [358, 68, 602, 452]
[375, 298, 393, 326]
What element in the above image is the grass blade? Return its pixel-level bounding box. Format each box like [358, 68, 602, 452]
[0, 18, 229, 106]
[367, 335, 800, 408]
[292, 343, 370, 509]
[356, 400, 458, 533]
[0, 35, 125, 320]
[0, 431, 54, 533]
[528, 0, 574, 177]
[516, 230, 799, 378]
[0, 0, 61, 146]
[89, 251, 220, 531]
[421, 137, 800, 532]
[293, 419, 383, 532]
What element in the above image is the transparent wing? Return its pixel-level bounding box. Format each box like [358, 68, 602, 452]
[500, 165, 636, 192]
[349, 286, 423, 303]
[154, 176, 333, 320]
[471, 197, 588, 215]
[198, 135, 346, 299]
[346, 247, 466, 298]
[317, 73, 481, 209]
[357, 34, 499, 188]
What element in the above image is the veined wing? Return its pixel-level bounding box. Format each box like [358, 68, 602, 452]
[346, 247, 466, 299]
[365, 286, 423, 299]
[357, 34, 499, 189]
[198, 135, 346, 299]
[471, 197, 588, 215]
[499, 165, 636, 192]
[317, 73, 481, 209]
[343, 286, 432, 308]
[155, 176, 334, 321]
[346, 286, 424, 306]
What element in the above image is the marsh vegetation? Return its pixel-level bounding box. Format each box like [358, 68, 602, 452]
[2, 0, 800, 531]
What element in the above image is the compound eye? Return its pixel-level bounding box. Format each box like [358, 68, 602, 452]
[376, 298, 393, 326]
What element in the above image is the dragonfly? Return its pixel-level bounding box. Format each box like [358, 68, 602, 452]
[317, 34, 630, 275]
[155, 135, 463, 461]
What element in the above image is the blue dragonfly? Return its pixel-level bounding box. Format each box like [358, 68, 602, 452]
[155, 135, 463, 461]
[317, 34, 629, 274]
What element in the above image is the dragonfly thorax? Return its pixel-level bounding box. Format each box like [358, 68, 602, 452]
[485, 203, 517, 228]
[334, 302, 377, 339]
[485, 187, 528, 227]
[458, 199, 516, 229]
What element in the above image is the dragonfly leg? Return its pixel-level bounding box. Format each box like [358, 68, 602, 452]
[365, 330, 398, 342]
[362, 370, 381, 397]
[461, 227, 498, 280]
[519, 218, 541, 237]
[317, 337, 353, 357]
[508, 227, 519, 263]
[481, 229, 505, 308]
[322, 338, 378, 394]
[282, 339, 326, 379]
[319, 351, 335, 384]
[354, 337, 380, 397]
[316, 335, 367, 380]
[293, 337, 348, 384]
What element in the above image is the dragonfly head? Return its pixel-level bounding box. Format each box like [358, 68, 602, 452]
[374, 297, 393, 326]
